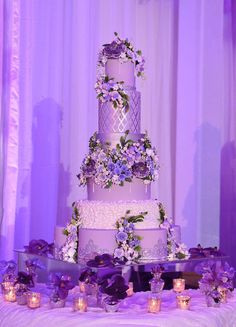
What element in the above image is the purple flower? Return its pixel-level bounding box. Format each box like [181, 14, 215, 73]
[103, 41, 125, 59]
[47, 273, 74, 300]
[79, 268, 98, 283]
[15, 271, 34, 288]
[114, 248, 124, 259]
[99, 274, 128, 301]
[132, 162, 149, 178]
[116, 231, 128, 243]
[87, 253, 114, 268]
[25, 239, 54, 257]
[0, 260, 17, 276]
[82, 159, 96, 176]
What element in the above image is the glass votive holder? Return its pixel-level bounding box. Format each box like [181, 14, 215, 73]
[73, 293, 88, 312]
[173, 278, 185, 293]
[176, 295, 191, 310]
[27, 292, 41, 309]
[218, 286, 228, 303]
[2, 282, 16, 302]
[126, 282, 134, 297]
[17, 293, 28, 305]
[147, 295, 161, 313]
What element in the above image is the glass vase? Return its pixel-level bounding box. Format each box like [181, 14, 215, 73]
[149, 277, 165, 294]
[205, 295, 221, 308]
[49, 298, 66, 309]
[17, 293, 28, 305]
[103, 297, 120, 313]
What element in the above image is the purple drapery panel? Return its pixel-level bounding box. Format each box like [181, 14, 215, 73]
[220, 0, 236, 272]
[0, 0, 20, 259]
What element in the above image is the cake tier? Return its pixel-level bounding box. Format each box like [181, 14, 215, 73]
[76, 199, 160, 229]
[97, 132, 144, 147]
[87, 178, 151, 201]
[98, 88, 140, 134]
[106, 59, 135, 87]
[78, 228, 167, 260]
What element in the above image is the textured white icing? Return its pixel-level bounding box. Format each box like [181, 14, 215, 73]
[76, 199, 160, 229]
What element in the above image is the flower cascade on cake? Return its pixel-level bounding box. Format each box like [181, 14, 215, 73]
[114, 210, 147, 263]
[158, 203, 189, 260]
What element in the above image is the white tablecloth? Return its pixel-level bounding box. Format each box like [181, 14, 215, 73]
[1, 288, 236, 327]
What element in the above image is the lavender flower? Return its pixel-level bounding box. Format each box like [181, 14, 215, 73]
[24, 239, 54, 257]
[79, 268, 98, 283]
[116, 231, 128, 243]
[87, 253, 114, 268]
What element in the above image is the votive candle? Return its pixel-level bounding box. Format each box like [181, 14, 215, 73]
[73, 294, 88, 312]
[176, 295, 191, 310]
[126, 282, 134, 297]
[218, 286, 228, 303]
[3, 285, 16, 302]
[147, 296, 161, 313]
[27, 292, 41, 309]
[173, 279, 185, 293]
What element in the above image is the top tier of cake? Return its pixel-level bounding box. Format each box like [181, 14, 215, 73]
[98, 59, 141, 137]
[105, 59, 135, 87]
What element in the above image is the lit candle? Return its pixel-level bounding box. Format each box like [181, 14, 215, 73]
[4, 286, 16, 302]
[176, 295, 191, 310]
[79, 281, 86, 293]
[73, 294, 88, 312]
[147, 296, 161, 313]
[218, 286, 228, 303]
[27, 292, 41, 309]
[126, 282, 134, 297]
[173, 279, 185, 293]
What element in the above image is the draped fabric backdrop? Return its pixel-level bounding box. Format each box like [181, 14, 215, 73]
[0, 0, 236, 269]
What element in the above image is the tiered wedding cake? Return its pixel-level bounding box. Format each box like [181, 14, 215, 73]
[56, 34, 184, 263]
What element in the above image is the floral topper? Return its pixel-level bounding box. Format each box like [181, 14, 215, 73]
[114, 210, 147, 263]
[78, 131, 159, 189]
[98, 32, 145, 78]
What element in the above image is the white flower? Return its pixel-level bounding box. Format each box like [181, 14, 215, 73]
[146, 148, 154, 156]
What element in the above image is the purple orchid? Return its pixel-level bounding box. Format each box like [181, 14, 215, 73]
[79, 268, 98, 284]
[99, 274, 128, 302]
[87, 253, 114, 268]
[47, 273, 74, 301]
[25, 239, 54, 257]
[103, 41, 125, 59]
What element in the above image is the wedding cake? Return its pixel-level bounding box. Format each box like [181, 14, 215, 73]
[56, 34, 186, 263]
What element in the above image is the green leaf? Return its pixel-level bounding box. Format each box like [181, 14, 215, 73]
[63, 229, 69, 236]
[136, 50, 142, 55]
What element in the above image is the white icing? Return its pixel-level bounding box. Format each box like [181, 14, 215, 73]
[76, 199, 160, 229]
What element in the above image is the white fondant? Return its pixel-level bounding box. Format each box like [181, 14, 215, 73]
[76, 199, 160, 229]
[54, 226, 67, 249]
[87, 178, 151, 201]
[105, 59, 135, 87]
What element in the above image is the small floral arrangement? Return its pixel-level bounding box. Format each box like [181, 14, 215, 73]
[158, 203, 189, 260]
[78, 131, 159, 189]
[14, 271, 34, 296]
[0, 260, 17, 282]
[198, 262, 235, 303]
[24, 239, 54, 257]
[99, 274, 128, 304]
[189, 244, 222, 258]
[79, 268, 98, 285]
[95, 75, 129, 111]
[59, 203, 82, 263]
[114, 210, 147, 263]
[98, 32, 145, 78]
[47, 273, 75, 302]
[25, 258, 45, 283]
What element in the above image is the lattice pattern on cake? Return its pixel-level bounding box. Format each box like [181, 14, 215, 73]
[99, 90, 141, 133]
